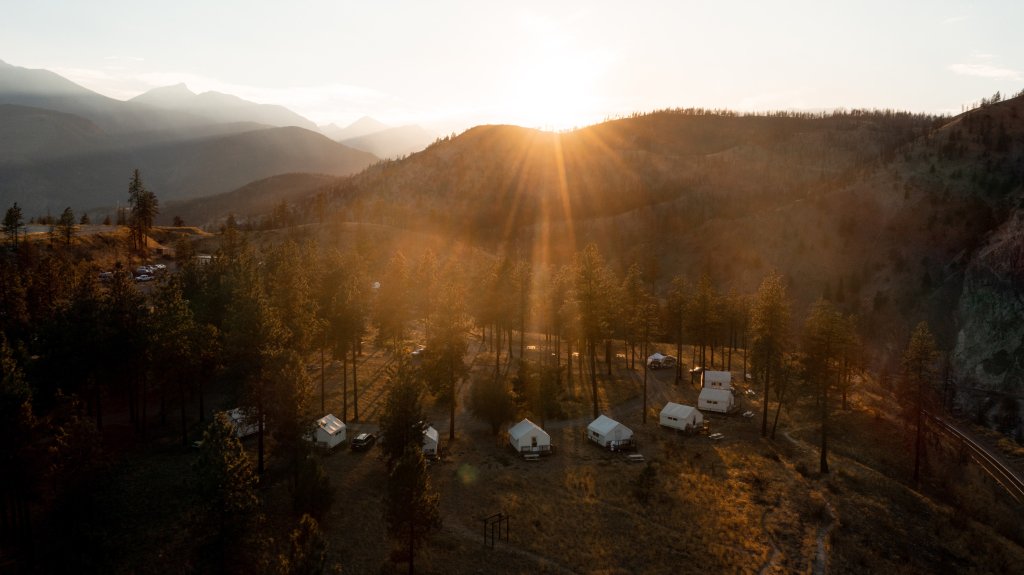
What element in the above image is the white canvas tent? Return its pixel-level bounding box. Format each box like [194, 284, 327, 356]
[227, 407, 259, 438]
[701, 370, 733, 390]
[659, 402, 704, 432]
[587, 415, 634, 450]
[508, 418, 551, 454]
[647, 352, 677, 369]
[422, 425, 439, 456]
[312, 414, 347, 449]
[698, 387, 735, 413]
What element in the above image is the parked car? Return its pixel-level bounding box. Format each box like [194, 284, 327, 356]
[135, 274, 154, 282]
[351, 432, 377, 451]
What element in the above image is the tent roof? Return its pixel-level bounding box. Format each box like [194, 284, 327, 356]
[703, 370, 732, 384]
[699, 387, 733, 401]
[316, 414, 345, 436]
[509, 418, 548, 441]
[588, 414, 627, 436]
[660, 402, 696, 419]
[424, 426, 439, 442]
[647, 352, 666, 361]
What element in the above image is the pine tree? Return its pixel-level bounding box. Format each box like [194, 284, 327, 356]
[127, 169, 159, 254]
[902, 321, 938, 484]
[422, 279, 470, 441]
[57, 207, 76, 246]
[385, 447, 441, 575]
[751, 272, 791, 438]
[801, 299, 851, 474]
[3, 202, 24, 247]
[194, 412, 263, 571]
[379, 369, 427, 467]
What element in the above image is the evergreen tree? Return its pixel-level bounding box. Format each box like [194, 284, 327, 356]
[194, 412, 263, 571]
[276, 514, 328, 575]
[127, 169, 159, 254]
[666, 275, 688, 385]
[3, 202, 24, 247]
[0, 334, 36, 547]
[751, 271, 791, 438]
[385, 447, 441, 575]
[379, 369, 427, 467]
[801, 299, 849, 474]
[572, 245, 613, 419]
[149, 276, 198, 446]
[470, 375, 516, 435]
[224, 270, 285, 474]
[57, 207, 75, 246]
[421, 279, 469, 441]
[902, 321, 938, 484]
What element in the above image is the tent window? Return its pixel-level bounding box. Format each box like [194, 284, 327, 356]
[531, 436, 537, 447]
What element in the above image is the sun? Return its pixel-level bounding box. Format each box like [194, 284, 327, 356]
[502, 26, 607, 131]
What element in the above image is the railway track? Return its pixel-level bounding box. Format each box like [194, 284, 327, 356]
[926, 411, 1024, 504]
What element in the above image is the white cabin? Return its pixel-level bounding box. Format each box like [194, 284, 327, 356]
[698, 387, 735, 413]
[659, 402, 704, 432]
[422, 425, 439, 457]
[587, 415, 634, 451]
[312, 414, 346, 449]
[701, 370, 733, 390]
[508, 418, 551, 454]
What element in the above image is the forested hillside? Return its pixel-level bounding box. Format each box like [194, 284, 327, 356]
[281, 99, 1024, 434]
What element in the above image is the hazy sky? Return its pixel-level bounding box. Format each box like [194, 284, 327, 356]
[2, 0, 1022, 133]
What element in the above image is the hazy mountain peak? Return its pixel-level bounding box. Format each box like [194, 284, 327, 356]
[321, 116, 390, 141]
[131, 83, 197, 104]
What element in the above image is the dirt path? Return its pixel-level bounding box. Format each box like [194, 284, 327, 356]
[757, 507, 782, 575]
[813, 500, 838, 575]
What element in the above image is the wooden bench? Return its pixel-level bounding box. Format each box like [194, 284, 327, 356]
[523, 453, 540, 461]
[626, 454, 645, 463]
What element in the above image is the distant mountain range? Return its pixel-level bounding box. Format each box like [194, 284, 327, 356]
[0, 59, 433, 214]
[320, 116, 437, 159]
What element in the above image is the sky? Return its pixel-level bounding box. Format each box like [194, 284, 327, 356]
[1, 0, 1022, 134]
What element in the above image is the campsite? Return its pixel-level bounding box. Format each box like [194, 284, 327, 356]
[297, 340, 776, 573]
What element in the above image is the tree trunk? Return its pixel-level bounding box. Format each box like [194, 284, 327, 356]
[761, 364, 771, 438]
[449, 358, 456, 442]
[566, 339, 572, 389]
[605, 339, 611, 375]
[320, 344, 326, 414]
[590, 339, 599, 419]
[643, 362, 648, 424]
[675, 339, 683, 385]
[179, 380, 188, 447]
[257, 399, 265, 474]
[820, 378, 829, 474]
[352, 345, 359, 422]
[913, 385, 923, 484]
[342, 355, 348, 421]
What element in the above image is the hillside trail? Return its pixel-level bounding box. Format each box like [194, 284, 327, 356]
[756, 507, 781, 575]
[813, 499, 838, 575]
[779, 429, 839, 575]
